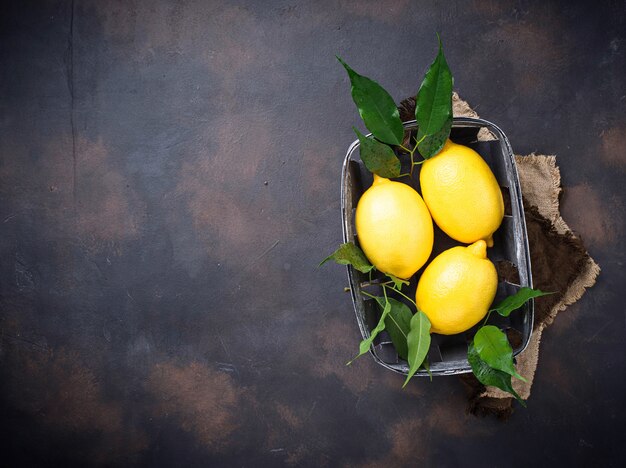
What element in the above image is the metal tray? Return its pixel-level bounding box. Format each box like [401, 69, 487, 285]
[341, 117, 533, 376]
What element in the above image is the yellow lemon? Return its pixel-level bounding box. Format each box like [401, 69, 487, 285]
[356, 175, 433, 279]
[420, 140, 504, 247]
[415, 240, 497, 335]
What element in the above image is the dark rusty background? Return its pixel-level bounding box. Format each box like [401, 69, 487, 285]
[1, 0, 624, 466]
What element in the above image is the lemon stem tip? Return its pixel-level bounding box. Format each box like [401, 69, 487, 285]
[372, 174, 386, 185]
[468, 240, 487, 258]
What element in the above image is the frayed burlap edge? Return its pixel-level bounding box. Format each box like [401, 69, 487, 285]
[453, 92, 495, 141]
[452, 93, 601, 401]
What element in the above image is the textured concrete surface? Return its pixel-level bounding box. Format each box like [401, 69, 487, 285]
[0, 0, 624, 466]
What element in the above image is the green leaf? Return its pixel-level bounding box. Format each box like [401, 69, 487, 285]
[402, 310, 431, 388]
[468, 341, 526, 407]
[491, 287, 554, 317]
[378, 297, 412, 360]
[417, 115, 452, 160]
[319, 242, 374, 274]
[474, 326, 526, 382]
[347, 295, 392, 365]
[385, 273, 409, 290]
[337, 56, 404, 146]
[422, 360, 433, 381]
[415, 36, 453, 159]
[353, 128, 401, 178]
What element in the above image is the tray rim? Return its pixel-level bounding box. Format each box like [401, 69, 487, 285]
[340, 117, 534, 377]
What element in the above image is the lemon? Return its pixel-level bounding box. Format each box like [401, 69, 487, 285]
[419, 140, 504, 247]
[356, 175, 433, 279]
[415, 240, 497, 335]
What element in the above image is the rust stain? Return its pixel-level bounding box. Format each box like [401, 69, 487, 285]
[147, 360, 241, 450]
[74, 137, 145, 243]
[301, 145, 339, 205]
[49, 352, 123, 433]
[204, 8, 281, 75]
[485, 21, 569, 94]
[600, 126, 626, 169]
[351, 380, 496, 468]
[385, 419, 429, 464]
[311, 315, 377, 395]
[561, 183, 623, 249]
[263, 412, 312, 467]
[2, 345, 148, 462]
[356, 401, 490, 467]
[175, 163, 260, 262]
[0, 134, 144, 246]
[199, 6, 290, 103]
[311, 313, 417, 396]
[0, 134, 73, 215]
[210, 112, 274, 184]
[358, 419, 429, 467]
[425, 397, 479, 438]
[274, 402, 303, 429]
[173, 115, 288, 266]
[98, 3, 287, 98]
[12, 349, 122, 431]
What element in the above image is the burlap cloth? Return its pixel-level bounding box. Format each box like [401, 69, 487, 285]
[399, 94, 600, 417]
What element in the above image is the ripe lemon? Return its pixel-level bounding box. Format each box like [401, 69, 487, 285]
[356, 175, 433, 279]
[415, 240, 497, 335]
[419, 140, 504, 247]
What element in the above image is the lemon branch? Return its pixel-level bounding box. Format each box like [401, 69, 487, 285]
[481, 310, 493, 327]
[389, 286, 418, 309]
[397, 134, 429, 176]
[404, 134, 428, 175]
[361, 290, 378, 300]
[361, 282, 417, 310]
